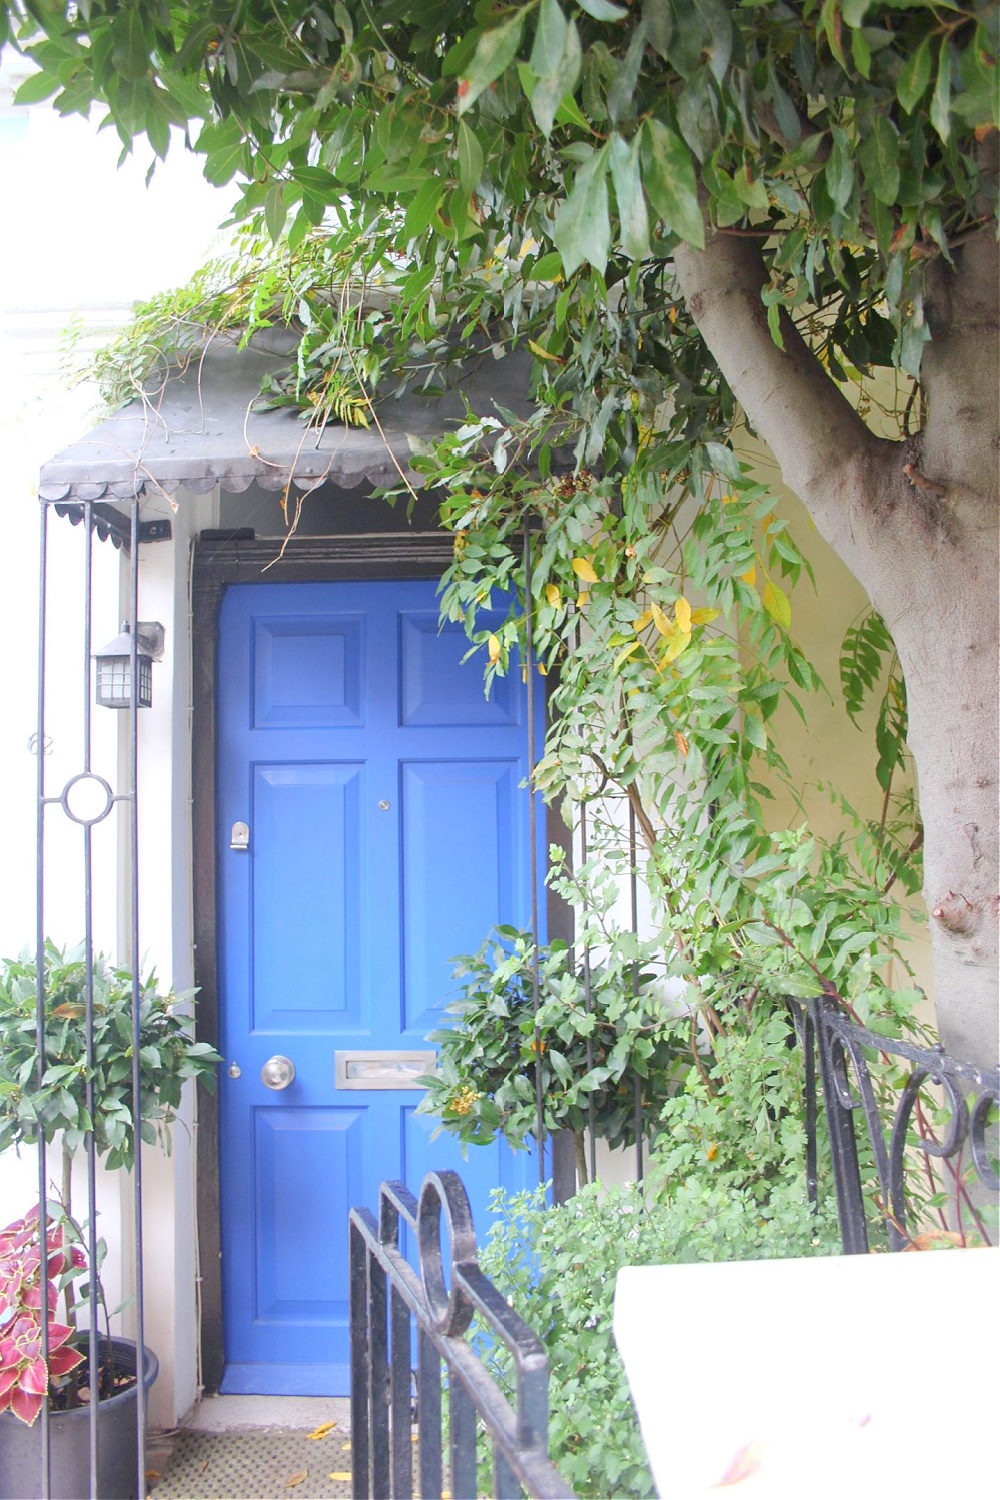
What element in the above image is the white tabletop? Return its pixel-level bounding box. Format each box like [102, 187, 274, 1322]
[614, 1248, 998, 1498]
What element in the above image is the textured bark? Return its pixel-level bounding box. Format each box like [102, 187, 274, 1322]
[675, 230, 999, 1071]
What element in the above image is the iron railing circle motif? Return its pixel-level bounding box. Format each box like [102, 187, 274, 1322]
[59, 770, 116, 826]
[417, 1169, 478, 1337]
[970, 1088, 1000, 1191]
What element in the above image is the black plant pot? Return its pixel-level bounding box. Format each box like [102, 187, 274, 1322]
[0, 1335, 158, 1500]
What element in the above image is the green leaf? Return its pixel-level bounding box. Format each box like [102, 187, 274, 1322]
[640, 118, 704, 249]
[897, 35, 932, 114]
[196, 117, 248, 186]
[112, 4, 151, 84]
[264, 182, 286, 243]
[858, 117, 899, 206]
[766, 301, 785, 350]
[930, 40, 952, 143]
[553, 146, 611, 275]
[13, 71, 61, 105]
[608, 132, 650, 260]
[404, 176, 444, 239]
[531, 16, 582, 136]
[824, 126, 854, 210]
[457, 15, 525, 114]
[576, 0, 628, 18]
[457, 120, 484, 197]
[530, 0, 568, 79]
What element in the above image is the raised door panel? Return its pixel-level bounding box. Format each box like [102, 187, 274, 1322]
[252, 1106, 364, 1337]
[399, 759, 517, 1034]
[251, 763, 363, 1032]
[253, 615, 364, 728]
[399, 611, 517, 726]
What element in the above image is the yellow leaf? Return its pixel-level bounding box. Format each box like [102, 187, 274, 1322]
[650, 602, 671, 636]
[528, 337, 563, 364]
[342, 1443, 351, 1452]
[690, 607, 720, 625]
[674, 729, 689, 758]
[614, 641, 641, 671]
[328, 1473, 353, 1482]
[706, 1141, 718, 1161]
[519, 236, 537, 257]
[632, 610, 653, 633]
[571, 556, 598, 583]
[763, 580, 792, 630]
[761, 511, 777, 534]
[307, 1422, 337, 1440]
[740, 566, 756, 586]
[668, 305, 677, 324]
[487, 633, 501, 663]
[285, 1471, 308, 1488]
[660, 630, 691, 664]
[576, 591, 590, 608]
[545, 582, 561, 608]
[537, 662, 547, 676]
[674, 595, 692, 633]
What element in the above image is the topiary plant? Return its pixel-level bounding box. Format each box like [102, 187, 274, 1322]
[418, 928, 682, 1181]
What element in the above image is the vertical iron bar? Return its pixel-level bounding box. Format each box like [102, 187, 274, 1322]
[493, 1444, 520, 1500]
[82, 503, 99, 1500]
[579, 793, 597, 1188]
[349, 1221, 371, 1499]
[128, 497, 148, 1493]
[803, 1007, 818, 1210]
[417, 1328, 443, 1500]
[369, 1251, 391, 1499]
[35, 500, 51, 1500]
[450, 1376, 477, 1500]
[628, 803, 643, 1182]
[810, 998, 869, 1253]
[390, 1286, 413, 1500]
[523, 526, 545, 1187]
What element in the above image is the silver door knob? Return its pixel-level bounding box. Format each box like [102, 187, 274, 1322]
[260, 1055, 295, 1090]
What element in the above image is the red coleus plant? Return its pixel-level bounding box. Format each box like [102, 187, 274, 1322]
[0, 1209, 85, 1426]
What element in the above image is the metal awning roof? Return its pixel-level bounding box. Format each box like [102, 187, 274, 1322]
[38, 333, 536, 503]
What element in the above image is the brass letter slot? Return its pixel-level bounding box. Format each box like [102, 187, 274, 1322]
[334, 1050, 435, 1091]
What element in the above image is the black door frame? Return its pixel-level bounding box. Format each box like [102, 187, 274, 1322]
[191, 529, 574, 1392]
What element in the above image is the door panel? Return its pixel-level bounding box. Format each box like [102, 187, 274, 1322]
[400, 759, 518, 1034]
[252, 763, 363, 1029]
[217, 580, 545, 1396]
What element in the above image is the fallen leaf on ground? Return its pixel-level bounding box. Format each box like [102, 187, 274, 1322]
[306, 1421, 338, 1439]
[284, 1470, 308, 1488]
[328, 1472, 352, 1482]
[342, 1441, 351, 1452]
[200, 1459, 210, 1473]
[145, 1470, 161, 1481]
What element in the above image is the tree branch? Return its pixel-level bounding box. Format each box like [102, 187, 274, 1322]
[673, 233, 878, 549]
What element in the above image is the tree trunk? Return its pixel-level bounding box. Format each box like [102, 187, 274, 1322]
[674, 229, 999, 1072]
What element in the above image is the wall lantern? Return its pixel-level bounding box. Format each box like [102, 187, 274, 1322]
[94, 622, 164, 710]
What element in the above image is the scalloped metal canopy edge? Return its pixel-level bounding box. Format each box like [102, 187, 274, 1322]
[38, 333, 539, 504]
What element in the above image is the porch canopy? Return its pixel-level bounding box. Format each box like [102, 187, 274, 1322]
[38, 331, 537, 507]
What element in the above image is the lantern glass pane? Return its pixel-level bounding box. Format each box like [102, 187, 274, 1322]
[95, 654, 153, 709]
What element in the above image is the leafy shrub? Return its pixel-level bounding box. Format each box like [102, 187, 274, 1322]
[476, 1003, 841, 1498]
[0, 941, 220, 1170]
[419, 928, 681, 1166]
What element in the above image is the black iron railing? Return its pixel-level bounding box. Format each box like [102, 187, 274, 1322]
[29, 498, 148, 1499]
[796, 992, 999, 1252]
[349, 1170, 574, 1500]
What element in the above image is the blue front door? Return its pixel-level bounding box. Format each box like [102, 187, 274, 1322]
[216, 579, 544, 1395]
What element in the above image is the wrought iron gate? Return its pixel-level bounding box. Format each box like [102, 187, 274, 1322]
[26, 497, 150, 1499]
[349, 1170, 574, 1500]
